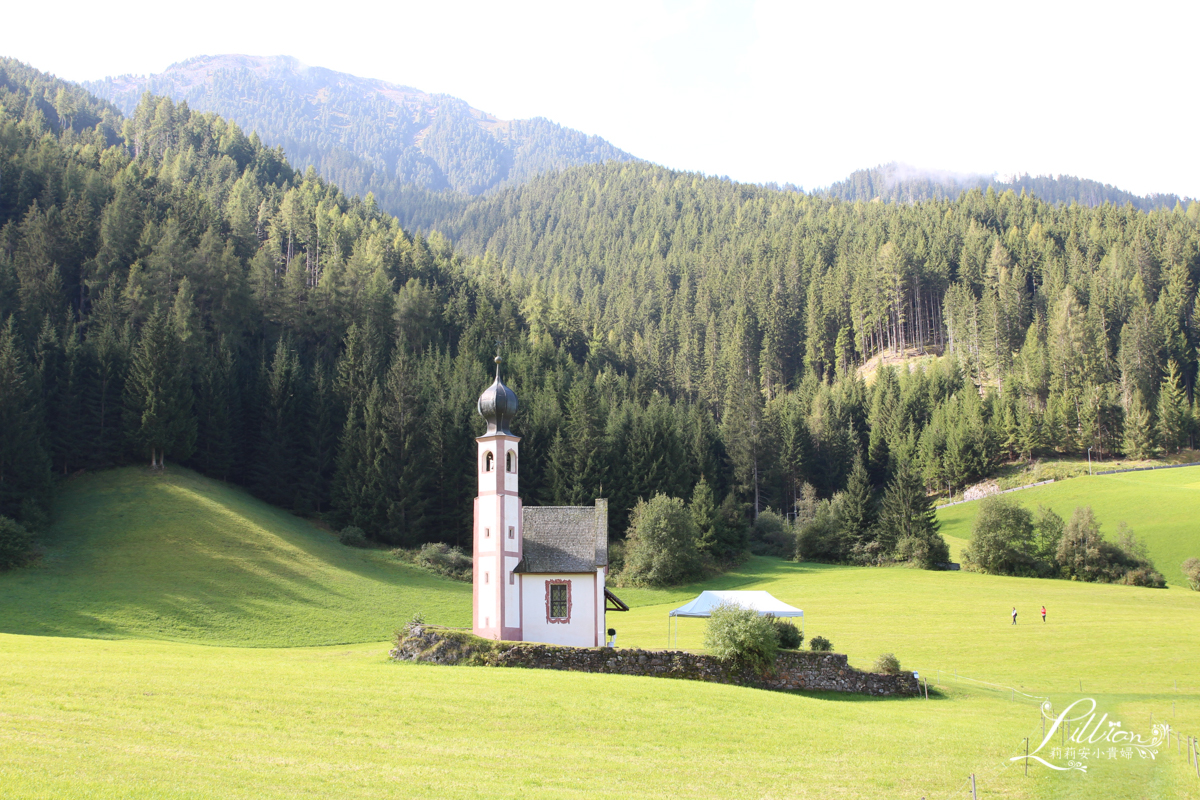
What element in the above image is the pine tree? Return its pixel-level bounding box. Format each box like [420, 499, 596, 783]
[1017, 402, 1044, 462]
[876, 461, 947, 568]
[689, 476, 718, 559]
[123, 308, 196, 468]
[333, 379, 389, 535]
[191, 343, 239, 481]
[834, 451, 875, 559]
[1121, 392, 1154, 460]
[382, 348, 428, 544]
[1156, 359, 1190, 454]
[0, 319, 52, 524]
[305, 368, 340, 515]
[563, 380, 605, 505]
[252, 341, 306, 508]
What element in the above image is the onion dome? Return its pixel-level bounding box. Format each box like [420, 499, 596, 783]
[478, 356, 518, 435]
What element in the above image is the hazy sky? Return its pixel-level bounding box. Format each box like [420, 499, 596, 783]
[5, 0, 1198, 197]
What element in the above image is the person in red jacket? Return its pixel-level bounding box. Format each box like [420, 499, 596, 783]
[1041, 605, 1047, 622]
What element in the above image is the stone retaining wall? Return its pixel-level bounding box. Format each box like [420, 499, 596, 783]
[391, 625, 919, 697]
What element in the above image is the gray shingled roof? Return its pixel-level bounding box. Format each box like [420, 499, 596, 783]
[516, 501, 608, 574]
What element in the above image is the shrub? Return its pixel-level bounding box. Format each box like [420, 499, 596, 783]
[773, 618, 803, 650]
[415, 542, 473, 581]
[0, 515, 33, 570]
[809, 635, 833, 652]
[1121, 566, 1167, 588]
[704, 602, 779, 672]
[1056, 508, 1166, 587]
[339, 526, 369, 548]
[964, 496, 1038, 575]
[795, 497, 840, 562]
[749, 509, 793, 558]
[620, 494, 703, 587]
[894, 532, 951, 570]
[1183, 558, 1200, 591]
[874, 653, 901, 674]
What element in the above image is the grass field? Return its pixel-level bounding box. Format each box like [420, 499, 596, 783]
[938, 464, 1200, 588]
[1, 467, 1198, 798]
[0, 467, 470, 645]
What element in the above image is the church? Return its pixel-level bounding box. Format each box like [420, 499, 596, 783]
[473, 358, 627, 647]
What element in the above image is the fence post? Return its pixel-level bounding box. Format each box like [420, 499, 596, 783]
[970, 773, 977, 799]
[1025, 737, 1029, 776]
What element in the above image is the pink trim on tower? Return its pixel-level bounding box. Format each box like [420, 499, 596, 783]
[545, 579, 572, 624]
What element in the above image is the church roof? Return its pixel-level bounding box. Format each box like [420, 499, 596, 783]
[516, 501, 608, 574]
[477, 357, 518, 436]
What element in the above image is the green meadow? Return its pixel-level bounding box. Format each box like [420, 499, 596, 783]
[1, 467, 1198, 798]
[0, 468, 469, 645]
[938, 464, 1200, 588]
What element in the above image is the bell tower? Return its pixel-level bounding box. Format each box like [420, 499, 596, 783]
[473, 356, 523, 641]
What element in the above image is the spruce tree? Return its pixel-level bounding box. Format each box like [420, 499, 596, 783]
[0, 319, 52, 523]
[252, 341, 306, 508]
[1121, 392, 1155, 460]
[689, 475, 718, 558]
[1156, 360, 1190, 453]
[305, 368, 340, 515]
[1017, 402, 1044, 462]
[876, 461, 948, 568]
[122, 308, 196, 468]
[382, 348, 428, 544]
[834, 451, 875, 559]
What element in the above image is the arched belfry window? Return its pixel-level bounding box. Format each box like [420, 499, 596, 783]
[506, 450, 515, 473]
[484, 451, 494, 472]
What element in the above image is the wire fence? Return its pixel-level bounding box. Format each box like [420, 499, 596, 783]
[919, 668, 1049, 706]
[1095, 460, 1200, 476]
[916, 670, 1200, 798]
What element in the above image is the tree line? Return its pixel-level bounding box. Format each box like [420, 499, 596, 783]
[2, 58, 1199, 578]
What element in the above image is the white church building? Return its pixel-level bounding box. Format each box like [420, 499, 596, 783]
[472, 358, 626, 647]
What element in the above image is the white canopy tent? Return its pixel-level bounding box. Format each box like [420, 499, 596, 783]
[666, 590, 803, 647]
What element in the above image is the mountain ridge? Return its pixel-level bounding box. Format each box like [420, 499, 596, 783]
[83, 55, 1193, 220]
[818, 162, 1192, 212]
[85, 54, 638, 205]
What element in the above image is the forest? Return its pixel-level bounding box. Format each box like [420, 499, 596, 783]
[2, 56, 1199, 572]
[821, 162, 1191, 212]
[85, 55, 636, 211]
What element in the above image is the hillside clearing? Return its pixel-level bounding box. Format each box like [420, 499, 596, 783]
[937, 465, 1200, 588]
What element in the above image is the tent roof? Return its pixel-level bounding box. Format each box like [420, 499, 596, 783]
[668, 590, 803, 618]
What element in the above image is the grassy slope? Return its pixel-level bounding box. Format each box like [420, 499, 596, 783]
[615, 558, 1198, 694]
[937, 465, 1200, 588]
[2, 467, 1199, 798]
[0, 467, 470, 645]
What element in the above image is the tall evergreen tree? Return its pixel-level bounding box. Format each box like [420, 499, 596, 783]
[0, 319, 52, 523]
[1121, 392, 1154, 460]
[834, 451, 875, 559]
[122, 308, 196, 468]
[1156, 359, 1190, 453]
[876, 461, 948, 568]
